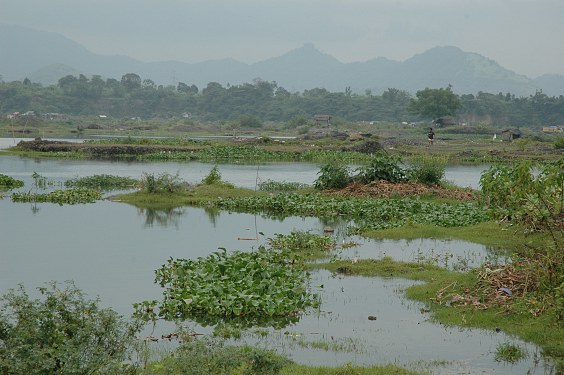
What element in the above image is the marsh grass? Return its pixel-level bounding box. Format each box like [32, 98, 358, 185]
[281, 363, 426, 375]
[65, 174, 138, 191]
[494, 342, 527, 363]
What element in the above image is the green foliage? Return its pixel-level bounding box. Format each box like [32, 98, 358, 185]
[140, 172, 185, 193]
[0, 281, 141, 375]
[494, 342, 527, 363]
[144, 337, 289, 375]
[408, 86, 462, 119]
[2, 77, 564, 126]
[314, 163, 350, 190]
[215, 194, 489, 231]
[407, 155, 447, 185]
[267, 231, 336, 260]
[355, 152, 406, 183]
[65, 174, 138, 190]
[11, 188, 102, 205]
[479, 160, 563, 230]
[239, 114, 263, 128]
[554, 137, 564, 149]
[0, 174, 24, 189]
[202, 165, 222, 185]
[135, 248, 319, 328]
[258, 180, 309, 192]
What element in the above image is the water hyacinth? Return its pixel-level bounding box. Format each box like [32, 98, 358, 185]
[213, 193, 489, 231]
[141, 248, 319, 325]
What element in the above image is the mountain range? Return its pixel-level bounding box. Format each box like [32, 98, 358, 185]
[1, 24, 563, 96]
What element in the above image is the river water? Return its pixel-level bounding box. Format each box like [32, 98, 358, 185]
[0, 139, 554, 374]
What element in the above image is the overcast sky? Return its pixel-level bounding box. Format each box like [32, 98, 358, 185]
[1, 0, 563, 77]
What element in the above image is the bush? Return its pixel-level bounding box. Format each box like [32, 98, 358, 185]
[314, 163, 350, 190]
[554, 137, 564, 149]
[0, 281, 141, 374]
[407, 155, 446, 185]
[202, 165, 222, 185]
[355, 152, 406, 183]
[140, 172, 184, 193]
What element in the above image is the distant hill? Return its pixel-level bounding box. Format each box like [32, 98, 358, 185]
[1, 23, 562, 96]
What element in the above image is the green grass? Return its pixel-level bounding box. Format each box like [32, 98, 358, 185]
[363, 221, 549, 252]
[494, 342, 527, 363]
[281, 363, 426, 375]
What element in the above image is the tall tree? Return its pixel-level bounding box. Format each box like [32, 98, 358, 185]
[408, 86, 461, 119]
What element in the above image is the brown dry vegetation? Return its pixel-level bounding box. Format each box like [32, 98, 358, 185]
[328, 180, 476, 200]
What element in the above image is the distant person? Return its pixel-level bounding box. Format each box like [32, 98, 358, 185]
[428, 127, 435, 146]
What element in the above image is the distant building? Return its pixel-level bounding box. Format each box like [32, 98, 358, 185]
[432, 116, 457, 126]
[543, 125, 563, 133]
[314, 114, 331, 125]
[501, 128, 522, 142]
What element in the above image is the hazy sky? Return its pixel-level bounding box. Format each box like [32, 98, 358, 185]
[1, 0, 563, 77]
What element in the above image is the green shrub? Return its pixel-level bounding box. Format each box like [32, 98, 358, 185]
[355, 152, 406, 183]
[202, 165, 222, 185]
[0, 281, 141, 374]
[407, 155, 446, 185]
[554, 137, 564, 149]
[140, 172, 185, 193]
[314, 163, 350, 190]
[479, 160, 563, 230]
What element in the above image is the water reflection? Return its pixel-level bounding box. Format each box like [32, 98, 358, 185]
[138, 207, 186, 228]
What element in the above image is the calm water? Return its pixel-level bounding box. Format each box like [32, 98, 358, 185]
[0, 144, 553, 374]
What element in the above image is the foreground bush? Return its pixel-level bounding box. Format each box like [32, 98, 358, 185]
[355, 152, 406, 183]
[407, 155, 446, 185]
[0, 281, 141, 374]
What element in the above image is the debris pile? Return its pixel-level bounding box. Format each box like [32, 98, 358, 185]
[331, 180, 475, 200]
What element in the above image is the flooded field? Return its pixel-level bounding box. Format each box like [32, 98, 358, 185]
[0, 144, 554, 374]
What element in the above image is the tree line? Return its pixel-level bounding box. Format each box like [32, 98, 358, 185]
[1, 73, 563, 127]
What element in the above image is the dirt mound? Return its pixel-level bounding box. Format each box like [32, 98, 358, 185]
[330, 180, 476, 200]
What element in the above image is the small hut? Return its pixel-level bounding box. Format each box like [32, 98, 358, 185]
[432, 116, 457, 126]
[501, 128, 522, 142]
[314, 114, 331, 126]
